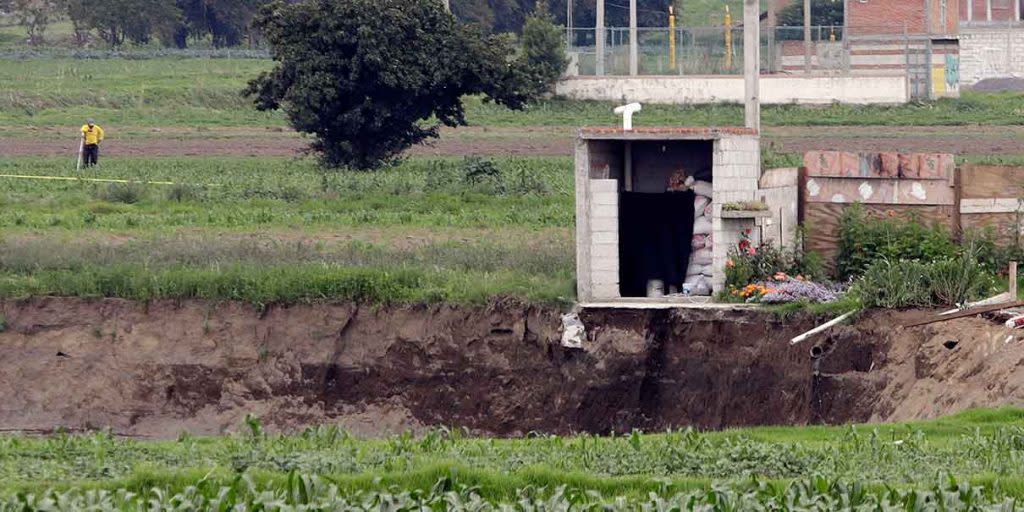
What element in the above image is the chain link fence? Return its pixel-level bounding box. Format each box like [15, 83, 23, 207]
[567, 25, 921, 77]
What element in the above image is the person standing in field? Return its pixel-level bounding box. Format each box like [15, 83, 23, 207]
[81, 118, 105, 167]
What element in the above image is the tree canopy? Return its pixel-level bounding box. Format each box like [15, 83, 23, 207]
[777, 0, 844, 28]
[245, 0, 547, 170]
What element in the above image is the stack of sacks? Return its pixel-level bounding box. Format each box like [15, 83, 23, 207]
[685, 179, 714, 296]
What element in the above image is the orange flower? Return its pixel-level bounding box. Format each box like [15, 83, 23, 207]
[726, 259, 736, 269]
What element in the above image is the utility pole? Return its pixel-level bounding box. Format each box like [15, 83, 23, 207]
[629, 0, 638, 75]
[596, 0, 605, 75]
[566, 0, 573, 49]
[744, 0, 760, 131]
[804, 0, 812, 74]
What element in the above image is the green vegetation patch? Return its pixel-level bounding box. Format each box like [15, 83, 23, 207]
[0, 155, 575, 304]
[0, 156, 574, 231]
[4, 409, 1024, 503]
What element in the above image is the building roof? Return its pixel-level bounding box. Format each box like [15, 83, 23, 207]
[578, 127, 759, 140]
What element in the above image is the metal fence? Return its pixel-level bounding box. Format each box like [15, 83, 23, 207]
[567, 25, 916, 77]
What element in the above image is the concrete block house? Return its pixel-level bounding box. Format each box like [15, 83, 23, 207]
[574, 127, 765, 303]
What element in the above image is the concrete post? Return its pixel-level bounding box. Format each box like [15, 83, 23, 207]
[804, 0, 812, 74]
[842, 0, 848, 41]
[987, 0, 993, 21]
[596, 0, 605, 76]
[1016, 0, 1021, 22]
[745, 0, 761, 131]
[925, 0, 933, 34]
[629, 0, 638, 76]
[566, 0, 572, 50]
[967, 0, 973, 21]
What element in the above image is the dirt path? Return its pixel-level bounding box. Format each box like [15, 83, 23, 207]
[5, 126, 1023, 158]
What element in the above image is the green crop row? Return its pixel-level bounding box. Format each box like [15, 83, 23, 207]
[2, 472, 1020, 511]
[4, 409, 1024, 500]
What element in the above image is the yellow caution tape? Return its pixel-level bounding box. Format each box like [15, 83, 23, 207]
[0, 174, 217, 186]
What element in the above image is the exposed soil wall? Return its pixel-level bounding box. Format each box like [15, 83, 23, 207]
[0, 298, 1021, 438]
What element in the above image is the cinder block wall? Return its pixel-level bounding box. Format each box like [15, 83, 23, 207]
[711, 136, 762, 293]
[588, 179, 620, 300]
[959, 28, 1024, 84]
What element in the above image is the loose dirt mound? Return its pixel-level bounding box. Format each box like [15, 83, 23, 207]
[0, 299, 1021, 437]
[971, 77, 1024, 92]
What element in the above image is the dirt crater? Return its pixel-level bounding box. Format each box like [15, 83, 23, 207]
[0, 298, 1021, 438]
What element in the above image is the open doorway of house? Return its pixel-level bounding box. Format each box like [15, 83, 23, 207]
[618, 140, 714, 298]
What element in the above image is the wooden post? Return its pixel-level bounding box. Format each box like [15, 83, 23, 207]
[629, 0, 638, 76]
[1011, 261, 1019, 299]
[744, 0, 761, 131]
[804, 0, 812, 73]
[596, 0, 605, 76]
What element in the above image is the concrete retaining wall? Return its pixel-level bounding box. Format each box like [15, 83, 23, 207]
[556, 75, 910, 105]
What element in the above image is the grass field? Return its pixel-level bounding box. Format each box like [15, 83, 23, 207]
[3, 58, 1024, 129]
[0, 155, 576, 304]
[3, 409, 1024, 507]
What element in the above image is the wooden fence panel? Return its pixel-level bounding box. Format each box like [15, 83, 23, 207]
[960, 165, 1024, 200]
[804, 203, 956, 272]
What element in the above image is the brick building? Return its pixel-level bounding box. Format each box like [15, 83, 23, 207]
[847, 0, 961, 35]
[961, 0, 1023, 23]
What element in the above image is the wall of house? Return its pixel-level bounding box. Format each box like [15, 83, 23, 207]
[758, 168, 800, 251]
[556, 75, 909, 105]
[848, 0, 960, 35]
[711, 136, 762, 294]
[959, 27, 1024, 83]
[961, 0, 1022, 22]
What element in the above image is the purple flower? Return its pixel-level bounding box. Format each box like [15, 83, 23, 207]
[760, 279, 843, 304]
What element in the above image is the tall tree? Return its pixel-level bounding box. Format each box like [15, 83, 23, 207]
[777, 0, 843, 28]
[521, 1, 567, 96]
[175, 0, 268, 48]
[246, 0, 538, 170]
[75, 0, 181, 46]
[12, 0, 60, 45]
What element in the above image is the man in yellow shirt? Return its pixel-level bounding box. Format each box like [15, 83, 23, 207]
[80, 118, 105, 167]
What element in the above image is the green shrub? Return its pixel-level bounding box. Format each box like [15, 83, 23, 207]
[854, 252, 995, 309]
[965, 226, 1024, 275]
[837, 204, 959, 280]
[854, 259, 932, 309]
[96, 181, 147, 204]
[926, 251, 997, 306]
[462, 157, 506, 195]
